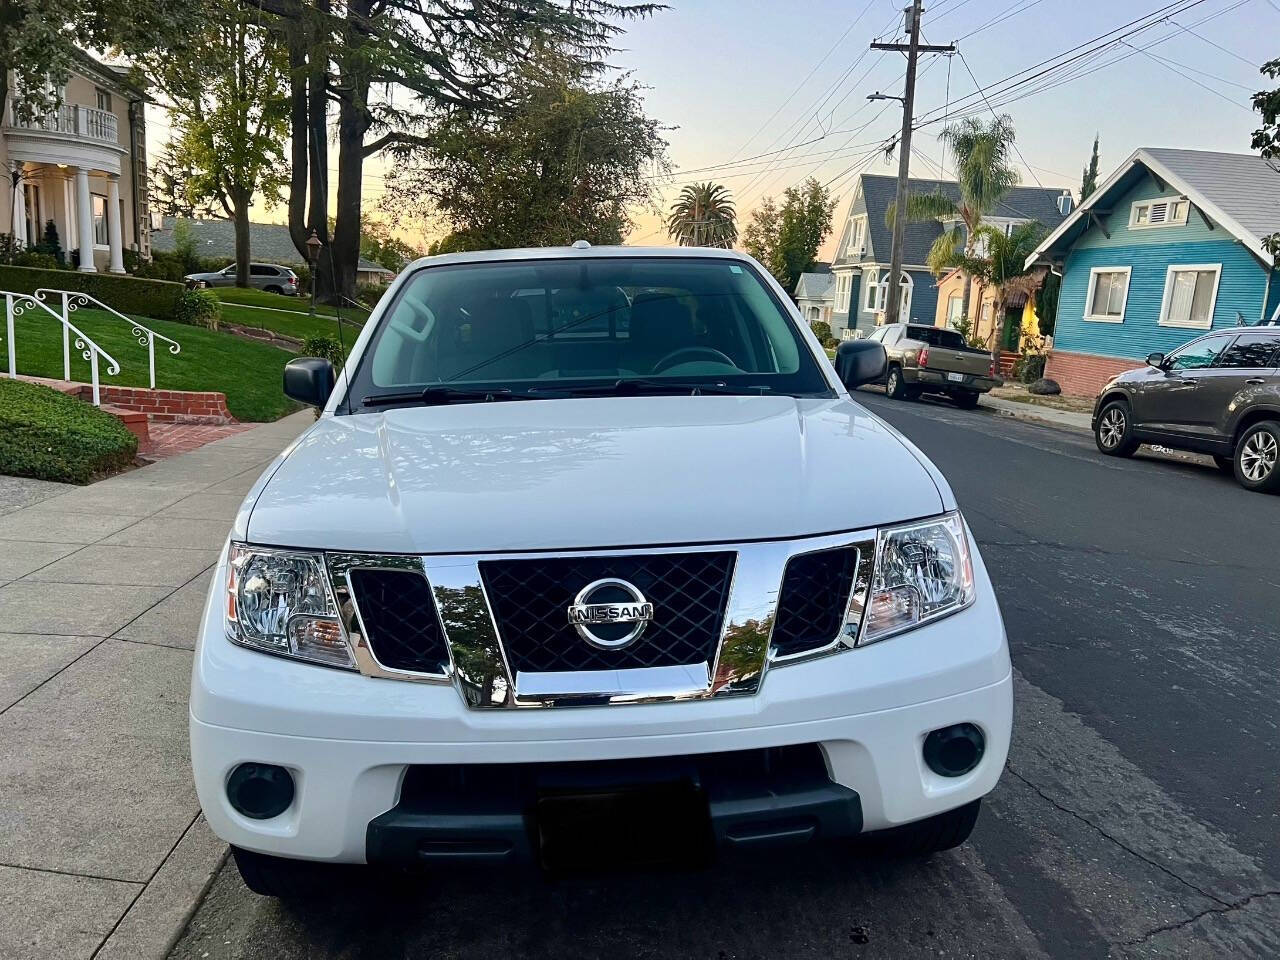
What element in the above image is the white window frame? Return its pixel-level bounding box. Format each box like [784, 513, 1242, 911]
[865, 270, 883, 312]
[1083, 266, 1131, 323]
[849, 216, 866, 258]
[91, 193, 109, 249]
[1158, 263, 1221, 330]
[1129, 198, 1190, 230]
[836, 273, 851, 312]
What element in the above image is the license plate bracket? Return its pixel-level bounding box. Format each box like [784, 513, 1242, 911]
[947, 371, 964, 382]
[536, 781, 712, 871]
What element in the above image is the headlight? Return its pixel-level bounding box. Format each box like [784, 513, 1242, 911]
[861, 512, 975, 644]
[225, 544, 354, 669]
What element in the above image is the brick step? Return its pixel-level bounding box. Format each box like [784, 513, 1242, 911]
[8, 375, 237, 425]
[101, 405, 152, 455]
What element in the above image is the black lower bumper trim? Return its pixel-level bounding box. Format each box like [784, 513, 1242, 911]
[366, 745, 862, 868]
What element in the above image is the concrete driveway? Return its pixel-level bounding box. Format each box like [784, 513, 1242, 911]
[0, 411, 311, 960]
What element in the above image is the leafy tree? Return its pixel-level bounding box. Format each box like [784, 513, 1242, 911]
[666, 182, 737, 248]
[386, 61, 667, 251]
[249, 0, 661, 302]
[0, 0, 191, 123]
[360, 220, 421, 272]
[968, 221, 1046, 354]
[1080, 134, 1100, 200]
[1252, 59, 1280, 259]
[141, 0, 289, 286]
[1035, 268, 1060, 337]
[742, 178, 836, 292]
[887, 114, 1019, 327]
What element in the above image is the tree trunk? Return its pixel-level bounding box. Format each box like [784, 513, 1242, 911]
[233, 195, 251, 287]
[286, 30, 310, 261]
[330, 0, 372, 305]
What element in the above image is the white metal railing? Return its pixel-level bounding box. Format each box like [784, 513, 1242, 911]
[36, 288, 180, 389]
[2, 291, 121, 406]
[5, 99, 119, 144]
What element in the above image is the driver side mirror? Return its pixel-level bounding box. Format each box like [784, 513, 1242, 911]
[1146, 352, 1166, 369]
[834, 340, 888, 389]
[284, 357, 335, 408]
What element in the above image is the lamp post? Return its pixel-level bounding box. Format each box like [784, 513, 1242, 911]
[305, 229, 322, 317]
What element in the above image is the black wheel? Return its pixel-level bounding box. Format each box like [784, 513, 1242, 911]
[1234, 420, 1280, 493]
[885, 366, 909, 400]
[1212, 454, 1234, 474]
[264, 285, 284, 295]
[864, 799, 982, 857]
[953, 390, 980, 410]
[1094, 399, 1139, 457]
[231, 846, 332, 898]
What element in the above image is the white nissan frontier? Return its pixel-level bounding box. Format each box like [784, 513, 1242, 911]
[190, 244, 1012, 895]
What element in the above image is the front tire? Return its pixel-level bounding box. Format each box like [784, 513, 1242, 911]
[886, 366, 909, 400]
[1095, 399, 1139, 457]
[264, 285, 284, 295]
[1234, 421, 1280, 493]
[865, 799, 981, 857]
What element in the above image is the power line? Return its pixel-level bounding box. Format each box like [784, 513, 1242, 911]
[955, 49, 1043, 187]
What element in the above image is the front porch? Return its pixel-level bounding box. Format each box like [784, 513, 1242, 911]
[5, 100, 131, 274]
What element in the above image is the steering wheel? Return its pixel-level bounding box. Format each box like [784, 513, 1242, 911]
[651, 346, 737, 373]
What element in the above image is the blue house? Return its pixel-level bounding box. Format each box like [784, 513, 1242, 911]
[828, 174, 1070, 339]
[1026, 148, 1280, 396]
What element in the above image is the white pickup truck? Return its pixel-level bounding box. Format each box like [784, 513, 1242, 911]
[190, 244, 1012, 895]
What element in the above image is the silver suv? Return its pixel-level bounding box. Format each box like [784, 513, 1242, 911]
[185, 262, 300, 295]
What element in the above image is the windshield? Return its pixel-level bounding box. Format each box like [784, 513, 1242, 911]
[342, 256, 831, 409]
[907, 326, 967, 349]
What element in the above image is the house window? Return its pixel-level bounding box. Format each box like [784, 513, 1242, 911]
[835, 274, 851, 312]
[850, 217, 865, 258]
[1084, 267, 1130, 322]
[946, 294, 964, 329]
[864, 270, 911, 319]
[91, 194, 108, 246]
[1159, 264, 1220, 329]
[1130, 198, 1190, 229]
[95, 88, 113, 112]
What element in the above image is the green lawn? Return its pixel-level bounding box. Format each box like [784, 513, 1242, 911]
[216, 302, 364, 342]
[211, 286, 371, 319]
[1, 308, 299, 422]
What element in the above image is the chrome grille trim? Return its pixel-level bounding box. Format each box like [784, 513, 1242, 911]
[320, 528, 878, 708]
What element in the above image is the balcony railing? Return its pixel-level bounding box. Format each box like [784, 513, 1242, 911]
[5, 100, 119, 145]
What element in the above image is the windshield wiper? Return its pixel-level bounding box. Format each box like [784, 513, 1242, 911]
[362, 386, 539, 408]
[540, 379, 774, 398]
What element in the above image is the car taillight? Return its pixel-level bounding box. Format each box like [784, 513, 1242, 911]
[918, 347, 929, 367]
[989, 361, 996, 376]
[288, 276, 298, 285]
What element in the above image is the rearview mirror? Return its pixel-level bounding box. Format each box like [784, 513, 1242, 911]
[1146, 352, 1165, 368]
[834, 340, 888, 389]
[284, 357, 336, 408]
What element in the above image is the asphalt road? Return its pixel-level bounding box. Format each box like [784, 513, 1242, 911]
[170, 393, 1280, 960]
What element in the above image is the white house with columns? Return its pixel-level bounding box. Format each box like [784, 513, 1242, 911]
[2, 51, 150, 274]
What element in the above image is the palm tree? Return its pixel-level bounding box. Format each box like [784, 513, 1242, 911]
[970, 220, 1047, 356]
[886, 114, 1019, 326]
[666, 182, 737, 248]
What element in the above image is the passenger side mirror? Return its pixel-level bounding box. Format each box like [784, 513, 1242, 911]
[284, 357, 336, 408]
[1146, 352, 1166, 369]
[834, 340, 888, 389]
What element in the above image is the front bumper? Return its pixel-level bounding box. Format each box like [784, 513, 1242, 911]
[191, 545, 1012, 864]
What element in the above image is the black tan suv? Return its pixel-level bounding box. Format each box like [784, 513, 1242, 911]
[1092, 328, 1280, 493]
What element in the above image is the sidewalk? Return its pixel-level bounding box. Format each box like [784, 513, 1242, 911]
[979, 394, 1092, 432]
[0, 411, 312, 960]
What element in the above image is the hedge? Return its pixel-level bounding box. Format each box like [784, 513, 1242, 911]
[0, 378, 139, 484]
[0, 265, 186, 321]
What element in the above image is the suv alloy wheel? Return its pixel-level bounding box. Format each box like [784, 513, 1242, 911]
[1095, 399, 1139, 457]
[1234, 421, 1280, 493]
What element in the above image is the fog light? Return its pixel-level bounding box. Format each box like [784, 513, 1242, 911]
[227, 763, 295, 820]
[923, 723, 985, 778]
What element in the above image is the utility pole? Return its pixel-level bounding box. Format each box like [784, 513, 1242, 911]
[870, 3, 953, 323]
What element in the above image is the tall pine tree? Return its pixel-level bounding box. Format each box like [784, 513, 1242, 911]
[1080, 135, 1101, 200]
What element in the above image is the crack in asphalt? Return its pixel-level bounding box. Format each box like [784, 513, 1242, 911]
[1004, 764, 1230, 908]
[1117, 890, 1280, 949]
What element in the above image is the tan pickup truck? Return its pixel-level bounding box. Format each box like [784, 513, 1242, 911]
[866, 323, 1000, 408]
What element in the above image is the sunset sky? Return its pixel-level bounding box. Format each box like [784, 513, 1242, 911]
[147, 0, 1273, 260]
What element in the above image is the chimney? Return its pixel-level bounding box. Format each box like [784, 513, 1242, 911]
[1057, 190, 1074, 216]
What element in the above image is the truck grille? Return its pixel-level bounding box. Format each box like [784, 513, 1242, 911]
[770, 546, 859, 658]
[480, 552, 736, 673]
[348, 568, 450, 675]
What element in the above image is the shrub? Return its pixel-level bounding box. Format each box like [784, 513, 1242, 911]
[13, 251, 61, 270]
[0, 379, 138, 484]
[172, 288, 221, 329]
[355, 282, 388, 307]
[809, 319, 832, 344]
[0, 265, 186, 320]
[34, 220, 66, 266]
[1016, 353, 1048, 384]
[300, 334, 346, 366]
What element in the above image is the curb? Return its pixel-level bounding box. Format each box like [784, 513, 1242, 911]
[979, 397, 1092, 434]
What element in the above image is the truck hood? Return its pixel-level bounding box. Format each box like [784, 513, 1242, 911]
[245, 396, 945, 553]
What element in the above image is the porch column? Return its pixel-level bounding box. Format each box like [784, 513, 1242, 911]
[106, 175, 125, 273]
[75, 167, 96, 272]
[11, 170, 26, 247]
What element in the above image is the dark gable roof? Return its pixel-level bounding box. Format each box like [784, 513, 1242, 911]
[150, 216, 392, 273]
[853, 174, 1069, 266]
